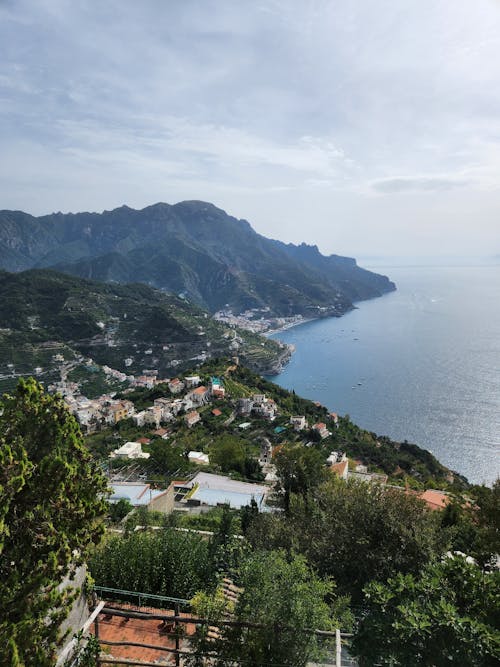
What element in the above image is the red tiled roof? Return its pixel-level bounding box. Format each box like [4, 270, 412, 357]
[331, 460, 349, 477]
[92, 603, 196, 663]
[193, 386, 207, 394]
[137, 437, 150, 445]
[212, 408, 222, 416]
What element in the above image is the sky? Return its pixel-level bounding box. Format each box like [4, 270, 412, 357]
[1, 0, 499, 259]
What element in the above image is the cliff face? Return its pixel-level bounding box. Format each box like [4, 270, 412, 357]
[0, 201, 395, 316]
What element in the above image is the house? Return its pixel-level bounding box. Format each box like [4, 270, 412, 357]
[109, 441, 150, 460]
[135, 404, 165, 428]
[290, 415, 307, 431]
[212, 408, 222, 417]
[210, 377, 225, 399]
[188, 385, 209, 406]
[312, 422, 331, 439]
[184, 375, 201, 388]
[237, 398, 253, 416]
[329, 412, 339, 427]
[153, 397, 175, 422]
[417, 489, 451, 511]
[152, 427, 170, 439]
[326, 451, 347, 466]
[109, 400, 135, 424]
[184, 410, 201, 428]
[330, 460, 349, 480]
[168, 378, 185, 394]
[188, 451, 209, 465]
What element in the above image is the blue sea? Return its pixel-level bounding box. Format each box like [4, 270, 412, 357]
[268, 265, 500, 485]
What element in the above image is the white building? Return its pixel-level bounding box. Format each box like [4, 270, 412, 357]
[109, 441, 150, 460]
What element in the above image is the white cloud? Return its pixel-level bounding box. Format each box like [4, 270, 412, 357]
[0, 0, 499, 256]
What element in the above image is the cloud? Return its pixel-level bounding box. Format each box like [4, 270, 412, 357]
[372, 177, 471, 194]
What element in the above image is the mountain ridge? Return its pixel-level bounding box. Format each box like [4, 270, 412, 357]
[0, 201, 395, 316]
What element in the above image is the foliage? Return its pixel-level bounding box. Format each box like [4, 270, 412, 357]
[0, 378, 109, 667]
[89, 529, 215, 600]
[274, 444, 327, 513]
[107, 498, 133, 523]
[65, 631, 101, 667]
[438, 480, 500, 571]
[352, 554, 500, 665]
[188, 550, 348, 667]
[248, 476, 445, 601]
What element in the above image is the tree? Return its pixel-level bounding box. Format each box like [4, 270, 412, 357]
[248, 476, 445, 601]
[274, 444, 327, 513]
[352, 554, 500, 665]
[188, 550, 350, 667]
[0, 379, 109, 666]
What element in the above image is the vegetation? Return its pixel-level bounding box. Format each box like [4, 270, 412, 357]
[0, 269, 287, 383]
[0, 200, 395, 317]
[352, 555, 500, 665]
[0, 379, 108, 667]
[188, 550, 349, 667]
[89, 529, 215, 600]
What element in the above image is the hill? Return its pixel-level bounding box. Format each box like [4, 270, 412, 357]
[0, 201, 395, 316]
[0, 269, 289, 391]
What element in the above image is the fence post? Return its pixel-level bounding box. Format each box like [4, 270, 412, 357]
[336, 628, 341, 667]
[94, 615, 101, 667]
[174, 602, 180, 667]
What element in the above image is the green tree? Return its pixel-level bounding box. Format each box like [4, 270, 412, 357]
[108, 498, 133, 523]
[189, 550, 350, 667]
[352, 555, 500, 665]
[274, 444, 327, 513]
[0, 378, 109, 667]
[248, 476, 444, 601]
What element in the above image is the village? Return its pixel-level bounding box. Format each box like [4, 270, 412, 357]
[49, 359, 452, 522]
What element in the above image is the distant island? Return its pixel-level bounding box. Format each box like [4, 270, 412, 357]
[0, 200, 395, 318]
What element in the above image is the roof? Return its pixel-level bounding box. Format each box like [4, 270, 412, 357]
[313, 422, 326, 429]
[331, 460, 349, 477]
[212, 408, 222, 416]
[137, 437, 150, 444]
[419, 489, 451, 511]
[94, 603, 196, 663]
[110, 483, 166, 506]
[192, 385, 208, 394]
[185, 410, 200, 420]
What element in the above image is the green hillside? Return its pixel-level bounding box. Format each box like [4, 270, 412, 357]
[0, 270, 289, 390]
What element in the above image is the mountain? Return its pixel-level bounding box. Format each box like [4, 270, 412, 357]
[0, 201, 395, 316]
[0, 269, 289, 388]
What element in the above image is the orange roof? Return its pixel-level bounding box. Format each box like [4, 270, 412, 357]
[331, 460, 349, 477]
[137, 437, 150, 445]
[193, 386, 207, 394]
[419, 489, 451, 511]
[212, 408, 222, 416]
[92, 603, 196, 663]
[313, 422, 326, 430]
[152, 428, 169, 436]
[186, 410, 199, 419]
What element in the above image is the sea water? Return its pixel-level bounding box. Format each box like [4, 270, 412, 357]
[268, 265, 500, 485]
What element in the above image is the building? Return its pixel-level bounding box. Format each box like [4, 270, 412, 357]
[210, 377, 225, 399]
[184, 375, 201, 388]
[188, 385, 209, 406]
[312, 422, 331, 439]
[168, 378, 185, 394]
[110, 482, 174, 514]
[330, 460, 349, 480]
[290, 415, 307, 431]
[184, 410, 201, 428]
[109, 441, 150, 460]
[188, 451, 210, 465]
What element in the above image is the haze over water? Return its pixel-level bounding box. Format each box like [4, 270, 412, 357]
[269, 264, 500, 485]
